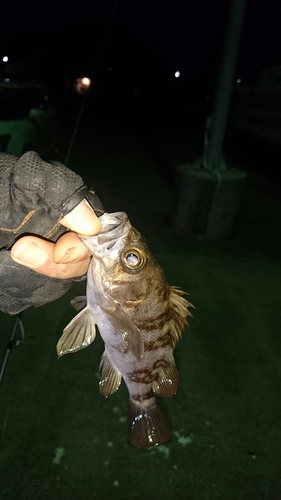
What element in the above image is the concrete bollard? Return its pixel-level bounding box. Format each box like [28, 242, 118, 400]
[170, 163, 247, 240]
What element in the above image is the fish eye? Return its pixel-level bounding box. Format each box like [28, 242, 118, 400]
[121, 245, 147, 270]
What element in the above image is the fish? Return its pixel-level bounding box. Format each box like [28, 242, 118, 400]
[57, 211, 194, 448]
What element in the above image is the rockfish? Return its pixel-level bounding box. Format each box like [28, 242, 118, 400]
[57, 212, 194, 448]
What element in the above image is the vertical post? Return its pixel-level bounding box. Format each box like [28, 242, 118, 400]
[204, 0, 248, 171]
[0, 314, 24, 386]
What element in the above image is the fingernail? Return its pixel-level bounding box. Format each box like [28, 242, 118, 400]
[12, 242, 48, 268]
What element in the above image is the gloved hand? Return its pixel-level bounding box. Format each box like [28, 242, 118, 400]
[0, 151, 104, 314]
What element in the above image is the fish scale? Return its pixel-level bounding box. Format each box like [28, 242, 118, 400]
[57, 212, 194, 448]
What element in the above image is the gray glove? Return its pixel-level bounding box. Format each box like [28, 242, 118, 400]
[0, 151, 103, 314]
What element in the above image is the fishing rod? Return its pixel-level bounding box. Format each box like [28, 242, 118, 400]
[0, 313, 25, 387]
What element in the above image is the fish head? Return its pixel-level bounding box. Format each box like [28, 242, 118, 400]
[80, 212, 165, 304]
[79, 212, 135, 269]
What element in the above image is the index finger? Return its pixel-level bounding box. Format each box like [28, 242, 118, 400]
[60, 199, 102, 235]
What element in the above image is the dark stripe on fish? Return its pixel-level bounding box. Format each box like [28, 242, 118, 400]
[127, 369, 158, 385]
[143, 330, 176, 352]
[131, 392, 152, 403]
[134, 310, 171, 332]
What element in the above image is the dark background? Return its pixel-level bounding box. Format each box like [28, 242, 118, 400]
[1, 0, 281, 78]
[1, 0, 281, 185]
[1, 0, 281, 107]
[1, 0, 281, 174]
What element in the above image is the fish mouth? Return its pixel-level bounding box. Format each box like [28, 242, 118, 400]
[97, 212, 130, 248]
[99, 212, 127, 234]
[79, 212, 129, 245]
[79, 212, 131, 266]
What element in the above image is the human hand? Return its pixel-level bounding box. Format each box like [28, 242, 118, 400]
[0, 150, 104, 314]
[11, 199, 101, 279]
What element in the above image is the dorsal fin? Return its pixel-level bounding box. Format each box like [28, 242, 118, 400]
[169, 287, 194, 348]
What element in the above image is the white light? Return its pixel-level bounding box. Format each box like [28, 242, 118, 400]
[82, 77, 90, 86]
[236, 78, 241, 84]
[175, 71, 180, 78]
[2, 56, 8, 63]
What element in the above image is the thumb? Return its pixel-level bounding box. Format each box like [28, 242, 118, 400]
[11, 235, 90, 278]
[52, 232, 91, 263]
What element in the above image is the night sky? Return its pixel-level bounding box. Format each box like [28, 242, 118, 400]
[1, 0, 281, 88]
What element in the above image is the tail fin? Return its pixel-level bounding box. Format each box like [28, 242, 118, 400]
[129, 398, 172, 448]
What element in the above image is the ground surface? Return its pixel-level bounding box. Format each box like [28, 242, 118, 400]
[1, 101, 281, 500]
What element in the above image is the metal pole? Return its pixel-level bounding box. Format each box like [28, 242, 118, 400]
[204, 0, 248, 171]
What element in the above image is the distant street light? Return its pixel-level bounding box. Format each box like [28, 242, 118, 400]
[81, 77, 91, 87]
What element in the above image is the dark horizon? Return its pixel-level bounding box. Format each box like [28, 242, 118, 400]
[1, 0, 281, 87]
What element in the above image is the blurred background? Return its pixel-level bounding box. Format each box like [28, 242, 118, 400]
[0, 0, 281, 184]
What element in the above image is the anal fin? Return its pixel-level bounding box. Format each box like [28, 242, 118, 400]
[152, 355, 179, 398]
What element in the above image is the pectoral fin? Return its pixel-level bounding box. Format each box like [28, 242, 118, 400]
[99, 350, 122, 397]
[57, 307, 96, 357]
[70, 296, 87, 311]
[99, 304, 144, 362]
